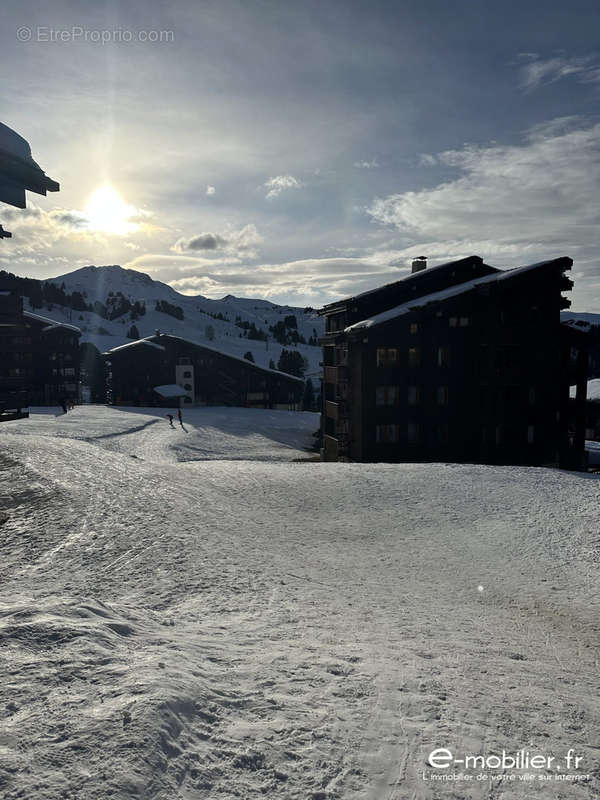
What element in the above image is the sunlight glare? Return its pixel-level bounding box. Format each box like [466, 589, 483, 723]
[85, 185, 138, 234]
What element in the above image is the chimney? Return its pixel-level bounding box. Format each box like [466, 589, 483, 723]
[411, 256, 427, 274]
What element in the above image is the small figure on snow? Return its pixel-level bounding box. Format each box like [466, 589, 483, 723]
[166, 413, 174, 428]
[177, 408, 184, 427]
[59, 397, 68, 414]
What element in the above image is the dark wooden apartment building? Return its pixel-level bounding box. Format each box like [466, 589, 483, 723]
[319, 255, 587, 468]
[0, 293, 81, 409]
[105, 333, 304, 409]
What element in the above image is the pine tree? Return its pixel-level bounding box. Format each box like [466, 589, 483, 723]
[302, 378, 315, 410]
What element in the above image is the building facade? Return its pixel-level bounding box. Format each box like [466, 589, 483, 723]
[105, 333, 304, 409]
[319, 256, 587, 468]
[0, 294, 81, 410]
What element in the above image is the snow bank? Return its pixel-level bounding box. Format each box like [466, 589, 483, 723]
[0, 407, 598, 799]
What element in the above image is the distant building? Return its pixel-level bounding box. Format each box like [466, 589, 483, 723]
[319, 255, 587, 469]
[0, 294, 81, 410]
[104, 333, 304, 409]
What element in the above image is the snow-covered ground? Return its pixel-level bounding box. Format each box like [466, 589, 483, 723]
[1, 406, 599, 799]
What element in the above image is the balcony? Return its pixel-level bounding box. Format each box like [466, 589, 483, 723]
[325, 400, 339, 421]
[324, 365, 348, 384]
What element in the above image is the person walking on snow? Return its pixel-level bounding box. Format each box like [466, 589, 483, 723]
[177, 408, 184, 427]
[166, 413, 174, 428]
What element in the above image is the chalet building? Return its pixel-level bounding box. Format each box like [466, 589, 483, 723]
[104, 333, 304, 409]
[319, 255, 587, 469]
[0, 293, 81, 409]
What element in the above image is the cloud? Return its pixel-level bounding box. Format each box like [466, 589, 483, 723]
[264, 174, 303, 199]
[353, 159, 380, 169]
[418, 153, 437, 167]
[367, 118, 600, 273]
[518, 53, 600, 91]
[172, 224, 263, 259]
[175, 232, 227, 251]
[206, 185, 216, 196]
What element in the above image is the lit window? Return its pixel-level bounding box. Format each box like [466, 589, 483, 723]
[449, 317, 458, 327]
[410, 323, 419, 335]
[459, 317, 469, 327]
[437, 347, 449, 367]
[437, 386, 448, 405]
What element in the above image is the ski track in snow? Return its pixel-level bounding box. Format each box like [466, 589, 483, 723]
[0, 406, 599, 799]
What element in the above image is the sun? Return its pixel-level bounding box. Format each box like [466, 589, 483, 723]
[85, 185, 138, 235]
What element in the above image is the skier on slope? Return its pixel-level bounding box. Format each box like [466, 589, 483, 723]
[166, 413, 174, 428]
[177, 408, 184, 427]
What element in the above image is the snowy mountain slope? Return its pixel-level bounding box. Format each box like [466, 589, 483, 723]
[0, 406, 599, 799]
[37, 265, 324, 377]
[561, 311, 600, 330]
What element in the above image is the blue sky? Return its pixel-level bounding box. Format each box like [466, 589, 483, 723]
[1, 0, 599, 308]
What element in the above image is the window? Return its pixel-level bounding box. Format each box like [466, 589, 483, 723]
[527, 425, 535, 444]
[449, 317, 458, 328]
[409, 323, 419, 335]
[376, 348, 399, 367]
[437, 347, 449, 367]
[183, 370, 192, 378]
[437, 386, 448, 405]
[408, 347, 420, 367]
[407, 386, 420, 405]
[376, 386, 399, 406]
[437, 424, 449, 444]
[63, 367, 75, 377]
[184, 383, 192, 391]
[376, 424, 399, 443]
[407, 423, 420, 444]
[459, 317, 469, 327]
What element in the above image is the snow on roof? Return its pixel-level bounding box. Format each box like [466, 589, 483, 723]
[105, 337, 166, 354]
[323, 256, 489, 311]
[570, 379, 600, 401]
[105, 333, 305, 383]
[158, 334, 305, 383]
[345, 258, 571, 333]
[154, 384, 188, 398]
[23, 310, 81, 333]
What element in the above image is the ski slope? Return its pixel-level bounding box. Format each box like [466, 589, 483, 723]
[30, 265, 324, 377]
[0, 406, 599, 799]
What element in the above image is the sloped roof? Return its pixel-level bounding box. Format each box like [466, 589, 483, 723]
[0, 122, 60, 209]
[154, 384, 187, 398]
[321, 255, 494, 313]
[24, 310, 81, 334]
[346, 257, 572, 332]
[106, 333, 305, 384]
[104, 337, 166, 354]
